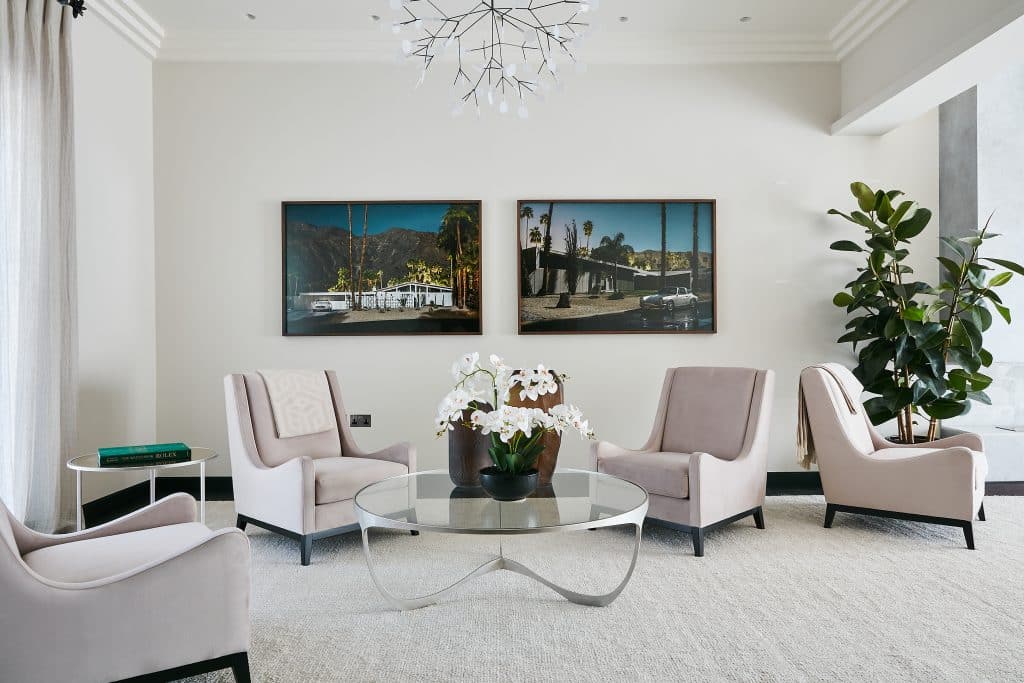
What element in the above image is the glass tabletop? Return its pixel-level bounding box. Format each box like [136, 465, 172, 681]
[67, 448, 217, 472]
[354, 469, 648, 534]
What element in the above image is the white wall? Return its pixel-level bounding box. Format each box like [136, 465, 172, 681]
[74, 17, 156, 501]
[152, 61, 939, 476]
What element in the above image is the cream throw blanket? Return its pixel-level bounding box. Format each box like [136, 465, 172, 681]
[258, 370, 336, 439]
[797, 364, 859, 469]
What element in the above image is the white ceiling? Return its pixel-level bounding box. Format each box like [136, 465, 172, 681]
[133, 0, 861, 35]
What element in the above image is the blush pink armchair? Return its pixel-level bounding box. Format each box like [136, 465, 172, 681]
[800, 363, 987, 548]
[592, 366, 775, 556]
[224, 371, 415, 565]
[0, 493, 251, 682]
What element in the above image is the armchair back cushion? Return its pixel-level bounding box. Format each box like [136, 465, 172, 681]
[661, 367, 758, 459]
[241, 372, 342, 466]
[801, 364, 874, 456]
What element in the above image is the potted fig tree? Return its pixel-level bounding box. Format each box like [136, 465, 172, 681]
[828, 182, 1023, 443]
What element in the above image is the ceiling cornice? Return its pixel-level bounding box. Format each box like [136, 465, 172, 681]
[157, 30, 838, 65]
[87, 0, 164, 58]
[830, 0, 910, 60]
[88, 0, 908, 66]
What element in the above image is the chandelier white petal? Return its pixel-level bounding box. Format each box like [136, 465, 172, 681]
[389, 0, 597, 116]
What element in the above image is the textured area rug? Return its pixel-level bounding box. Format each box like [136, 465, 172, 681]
[187, 497, 1024, 682]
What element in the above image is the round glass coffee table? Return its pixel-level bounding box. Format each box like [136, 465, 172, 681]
[354, 469, 648, 610]
[67, 448, 217, 530]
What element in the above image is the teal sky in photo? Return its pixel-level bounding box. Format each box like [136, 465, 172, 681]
[286, 203, 453, 235]
[519, 201, 714, 253]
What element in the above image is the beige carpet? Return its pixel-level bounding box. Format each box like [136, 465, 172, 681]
[187, 497, 1024, 682]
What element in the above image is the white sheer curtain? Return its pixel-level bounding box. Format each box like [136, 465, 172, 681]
[0, 0, 78, 531]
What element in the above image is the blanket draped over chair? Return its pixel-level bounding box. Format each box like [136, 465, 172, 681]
[797, 364, 858, 469]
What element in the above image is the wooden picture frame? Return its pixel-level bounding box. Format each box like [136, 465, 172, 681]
[282, 200, 483, 336]
[517, 199, 717, 334]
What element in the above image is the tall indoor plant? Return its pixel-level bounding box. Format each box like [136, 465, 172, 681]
[828, 182, 1023, 443]
[435, 353, 594, 500]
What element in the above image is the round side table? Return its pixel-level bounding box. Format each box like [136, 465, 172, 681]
[67, 448, 217, 530]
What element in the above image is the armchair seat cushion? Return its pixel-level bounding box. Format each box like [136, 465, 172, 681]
[22, 522, 211, 583]
[598, 452, 691, 499]
[313, 457, 407, 505]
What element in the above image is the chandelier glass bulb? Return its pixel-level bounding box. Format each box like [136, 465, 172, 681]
[390, 0, 594, 115]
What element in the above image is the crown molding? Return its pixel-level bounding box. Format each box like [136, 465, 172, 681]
[157, 29, 838, 64]
[830, 0, 910, 60]
[87, 0, 164, 59]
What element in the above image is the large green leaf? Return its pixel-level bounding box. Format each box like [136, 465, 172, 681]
[982, 257, 1024, 277]
[887, 201, 915, 228]
[894, 208, 932, 240]
[937, 256, 962, 280]
[876, 192, 894, 223]
[989, 271, 1013, 287]
[833, 292, 855, 307]
[830, 240, 864, 252]
[851, 182, 876, 212]
[940, 236, 967, 259]
[864, 397, 899, 426]
[921, 398, 969, 420]
[994, 303, 1011, 324]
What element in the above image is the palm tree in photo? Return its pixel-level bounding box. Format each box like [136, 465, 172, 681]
[691, 203, 700, 294]
[539, 202, 555, 294]
[591, 232, 633, 293]
[346, 203, 356, 310]
[660, 203, 668, 289]
[519, 205, 534, 246]
[582, 220, 594, 257]
[529, 226, 542, 246]
[356, 204, 370, 310]
[563, 220, 580, 295]
[437, 204, 479, 309]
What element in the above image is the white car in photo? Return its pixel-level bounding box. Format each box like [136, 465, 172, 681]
[639, 287, 698, 312]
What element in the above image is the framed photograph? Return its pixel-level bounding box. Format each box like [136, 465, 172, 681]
[282, 201, 482, 335]
[518, 200, 716, 334]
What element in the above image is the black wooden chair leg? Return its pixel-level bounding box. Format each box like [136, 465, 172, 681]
[230, 652, 251, 683]
[963, 523, 975, 550]
[978, 502, 986, 522]
[300, 535, 313, 566]
[235, 515, 247, 531]
[752, 507, 765, 529]
[410, 530, 419, 536]
[690, 528, 705, 557]
[824, 503, 837, 528]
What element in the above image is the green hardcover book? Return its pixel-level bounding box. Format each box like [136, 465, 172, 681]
[98, 442, 191, 467]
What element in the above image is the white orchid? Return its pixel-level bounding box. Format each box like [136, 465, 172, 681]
[451, 351, 481, 380]
[435, 353, 595, 473]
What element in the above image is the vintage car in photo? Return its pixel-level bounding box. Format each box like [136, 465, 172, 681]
[639, 286, 698, 312]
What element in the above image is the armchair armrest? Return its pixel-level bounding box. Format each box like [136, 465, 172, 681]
[7, 528, 252, 683]
[351, 441, 416, 471]
[232, 455, 315, 534]
[15, 493, 198, 555]
[841, 446, 982, 520]
[688, 448, 766, 526]
[590, 440, 654, 471]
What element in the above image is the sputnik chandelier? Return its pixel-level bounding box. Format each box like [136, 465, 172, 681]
[387, 0, 599, 117]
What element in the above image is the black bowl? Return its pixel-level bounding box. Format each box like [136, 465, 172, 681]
[478, 467, 539, 502]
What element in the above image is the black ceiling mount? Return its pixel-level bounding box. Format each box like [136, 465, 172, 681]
[57, 0, 87, 19]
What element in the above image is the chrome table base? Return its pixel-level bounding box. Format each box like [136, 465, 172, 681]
[360, 523, 644, 611]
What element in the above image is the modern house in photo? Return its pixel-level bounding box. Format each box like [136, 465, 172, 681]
[3, 1, 1024, 681]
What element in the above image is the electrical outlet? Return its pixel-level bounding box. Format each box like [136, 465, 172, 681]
[349, 414, 371, 428]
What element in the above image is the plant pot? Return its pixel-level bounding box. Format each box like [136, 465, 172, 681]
[478, 467, 539, 502]
[448, 406, 493, 487]
[507, 371, 563, 486]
